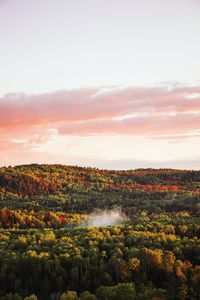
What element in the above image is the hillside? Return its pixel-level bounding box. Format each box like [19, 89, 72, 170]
[0, 164, 200, 213]
[0, 164, 200, 300]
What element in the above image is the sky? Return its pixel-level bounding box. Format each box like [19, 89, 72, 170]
[0, 0, 200, 169]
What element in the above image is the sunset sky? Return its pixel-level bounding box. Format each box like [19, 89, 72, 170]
[0, 0, 200, 169]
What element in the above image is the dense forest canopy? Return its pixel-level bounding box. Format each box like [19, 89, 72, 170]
[0, 164, 199, 300]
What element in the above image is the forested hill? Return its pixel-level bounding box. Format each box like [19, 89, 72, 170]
[0, 164, 199, 213]
[0, 164, 200, 300]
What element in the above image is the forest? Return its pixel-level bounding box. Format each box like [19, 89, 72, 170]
[0, 164, 199, 300]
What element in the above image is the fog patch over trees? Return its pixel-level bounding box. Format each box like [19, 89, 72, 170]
[85, 208, 126, 227]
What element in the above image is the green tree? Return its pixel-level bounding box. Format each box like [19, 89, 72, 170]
[60, 291, 78, 300]
[24, 295, 38, 300]
[114, 283, 136, 300]
[79, 291, 97, 300]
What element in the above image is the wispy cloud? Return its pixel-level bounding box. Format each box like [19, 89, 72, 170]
[1, 84, 200, 136]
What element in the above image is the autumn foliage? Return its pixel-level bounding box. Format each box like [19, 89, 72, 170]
[0, 164, 199, 300]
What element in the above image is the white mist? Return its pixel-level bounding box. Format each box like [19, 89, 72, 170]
[87, 208, 125, 227]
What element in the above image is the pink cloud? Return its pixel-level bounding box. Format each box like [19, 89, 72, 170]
[0, 84, 200, 140]
[58, 113, 200, 136]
